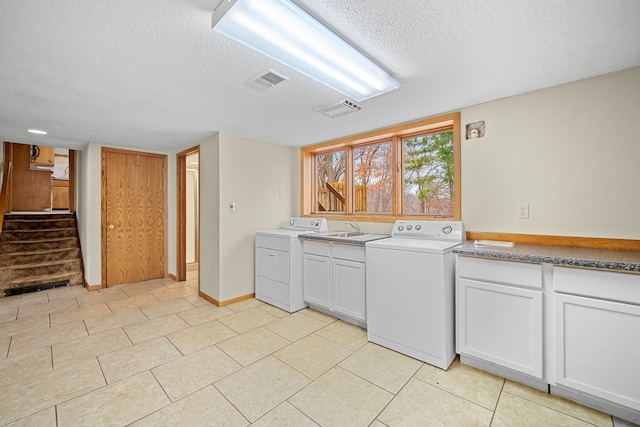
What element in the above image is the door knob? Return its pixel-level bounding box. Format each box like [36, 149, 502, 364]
[108, 224, 115, 229]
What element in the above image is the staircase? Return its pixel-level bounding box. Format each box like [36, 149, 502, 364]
[0, 213, 84, 297]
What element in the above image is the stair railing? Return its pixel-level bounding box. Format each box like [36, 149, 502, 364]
[0, 160, 12, 234]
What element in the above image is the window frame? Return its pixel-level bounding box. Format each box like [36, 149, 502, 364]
[301, 112, 461, 222]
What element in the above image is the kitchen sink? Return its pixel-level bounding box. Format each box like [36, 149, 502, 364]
[326, 231, 368, 238]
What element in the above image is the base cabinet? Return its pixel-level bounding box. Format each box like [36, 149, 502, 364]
[554, 267, 640, 414]
[456, 256, 544, 379]
[303, 240, 366, 325]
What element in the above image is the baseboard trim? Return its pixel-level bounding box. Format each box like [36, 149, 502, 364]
[197, 291, 255, 307]
[168, 273, 177, 281]
[466, 232, 640, 251]
[85, 280, 104, 291]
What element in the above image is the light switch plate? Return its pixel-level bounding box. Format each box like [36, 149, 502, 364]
[517, 203, 529, 219]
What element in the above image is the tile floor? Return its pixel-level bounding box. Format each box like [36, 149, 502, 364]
[0, 273, 633, 426]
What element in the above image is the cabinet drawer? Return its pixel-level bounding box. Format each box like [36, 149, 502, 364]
[256, 247, 289, 284]
[303, 240, 330, 257]
[554, 266, 640, 305]
[457, 256, 542, 289]
[255, 235, 291, 252]
[333, 244, 365, 262]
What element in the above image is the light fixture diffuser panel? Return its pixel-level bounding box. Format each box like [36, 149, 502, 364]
[211, 0, 400, 101]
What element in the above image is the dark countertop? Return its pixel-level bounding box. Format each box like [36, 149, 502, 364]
[454, 241, 640, 273]
[300, 232, 390, 247]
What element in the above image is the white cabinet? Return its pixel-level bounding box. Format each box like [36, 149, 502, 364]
[554, 266, 640, 413]
[456, 256, 544, 379]
[303, 240, 366, 325]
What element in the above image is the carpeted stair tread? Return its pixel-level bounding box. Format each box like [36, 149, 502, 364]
[2, 220, 76, 231]
[0, 237, 79, 254]
[3, 271, 84, 290]
[1, 228, 78, 241]
[0, 247, 80, 267]
[0, 259, 82, 281]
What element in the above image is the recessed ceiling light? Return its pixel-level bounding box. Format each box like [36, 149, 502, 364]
[28, 129, 47, 135]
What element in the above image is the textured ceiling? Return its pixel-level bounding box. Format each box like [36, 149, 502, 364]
[1, 0, 639, 151]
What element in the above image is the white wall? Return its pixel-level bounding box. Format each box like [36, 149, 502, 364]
[199, 133, 221, 301]
[461, 67, 640, 239]
[76, 143, 102, 286]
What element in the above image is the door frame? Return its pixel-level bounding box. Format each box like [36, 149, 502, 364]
[176, 145, 200, 283]
[101, 146, 168, 287]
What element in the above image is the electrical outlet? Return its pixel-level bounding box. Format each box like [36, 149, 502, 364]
[279, 189, 285, 199]
[517, 203, 529, 219]
[229, 202, 236, 211]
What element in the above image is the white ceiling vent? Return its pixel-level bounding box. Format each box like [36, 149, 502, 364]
[315, 98, 362, 118]
[246, 69, 288, 91]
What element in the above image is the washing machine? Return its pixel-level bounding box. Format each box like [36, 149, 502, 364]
[365, 220, 465, 370]
[255, 217, 327, 312]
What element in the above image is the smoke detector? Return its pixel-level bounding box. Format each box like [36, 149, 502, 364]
[315, 98, 362, 118]
[246, 69, 288, 91]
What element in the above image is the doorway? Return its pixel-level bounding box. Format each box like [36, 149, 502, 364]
[101, 147, 167, 287]
[176, 146, 199, 284]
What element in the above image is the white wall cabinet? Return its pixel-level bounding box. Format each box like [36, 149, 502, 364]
[456, 256, 544, 379]
[303, 240, 366, 325]
[554, 266, 640, 413]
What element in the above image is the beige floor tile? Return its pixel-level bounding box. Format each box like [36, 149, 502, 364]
[98, 336, 182, 383]
[369, 420, 387, 427]
[299, 307, 337, 323]
[265, 312, 327, 341]
[153, 344, 241, 401]
[339, 342, 423, 394]
[217, 327, 290, 367]
[0, 314, 50, 340]
[378, 378, 493, 427]
[177, 304, 234, 326]
[258, 303, 291, 318]
[1, 336, 9, 357]
[414, 357, 505, 411]
[502, 380, 613, 427]
[139, 298, 195, 319]
[16, 297, 78, 319]
[84, 307, 147, 335]
[6, 406, 57, 427]
[75, 287, 128, 307]
[106, 293, 159, 312]
[119, 280, 168, 296]
[57, 371, 170, 426]
[273, 334, 352, 380]
[314, 320, 368, 351]
[252, 401, 318, 427]
[166, 319, 237, 355]
[218, 307, 279, 334]
[492, 391, 599, 427]
[225, 298, 266, 312]
[124, 313, 189, 344]
[151, 286, 197, 302]
[45, 284, 88, 301]
[52, 327, 132, 366]
[289, 366, 393, 427]
[0, 356, 105, 424]
[0, 306, 18, 322]
[0, 292, 48, 310]
[0, 347, 52, 387]
[216, 356, 310, 422]
[9, 320, 87, 356]
[182, 293, 211, 307]
[130, 385, 248, 426]
[49, 302, 112, 326]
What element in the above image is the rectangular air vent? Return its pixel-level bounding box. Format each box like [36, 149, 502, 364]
[246, 69, 288, 91]
[316, 98, 362, 118]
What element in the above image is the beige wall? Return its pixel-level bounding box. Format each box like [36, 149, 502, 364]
[76, 143, 102, 286]
[460, 66, 640, 239]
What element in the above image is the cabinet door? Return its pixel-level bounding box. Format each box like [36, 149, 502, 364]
[457, 278, 543, 378]
[333, 259, 365, 321]
[555, 293, 640, 411]
[31, 145, 55, 165]
[302, 254, 331, 309]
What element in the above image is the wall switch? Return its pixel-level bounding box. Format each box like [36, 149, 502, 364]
[517, 203, 529, 219]
[229, 202, 236, 211]
[279, 189, 285, 199]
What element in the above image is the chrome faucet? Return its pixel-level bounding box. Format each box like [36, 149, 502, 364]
[346, 220, 361, 233]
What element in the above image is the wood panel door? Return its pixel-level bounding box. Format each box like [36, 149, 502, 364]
[103, 149, 166, 287]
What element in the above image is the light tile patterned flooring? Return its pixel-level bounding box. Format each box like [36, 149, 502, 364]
[0, 272, 628, 426]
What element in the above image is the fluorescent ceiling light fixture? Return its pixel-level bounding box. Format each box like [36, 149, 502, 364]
[211, 0, 400, 102]
[28, 129, 47, 135]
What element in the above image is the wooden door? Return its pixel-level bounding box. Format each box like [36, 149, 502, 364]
[103, 149, 166, 287]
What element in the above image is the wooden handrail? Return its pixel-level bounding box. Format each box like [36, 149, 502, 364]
[0, 160, 12, 234]
[325, 182, 345, 204]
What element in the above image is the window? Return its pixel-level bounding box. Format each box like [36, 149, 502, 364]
[301, 113, 460, 221]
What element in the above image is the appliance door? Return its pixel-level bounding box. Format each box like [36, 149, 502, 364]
[366, 237, 460, 254]
[366, 246, 455, 369]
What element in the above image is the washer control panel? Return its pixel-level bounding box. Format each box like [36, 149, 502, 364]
[391, 221, 465, 241]
[285, 217, 328, 232]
